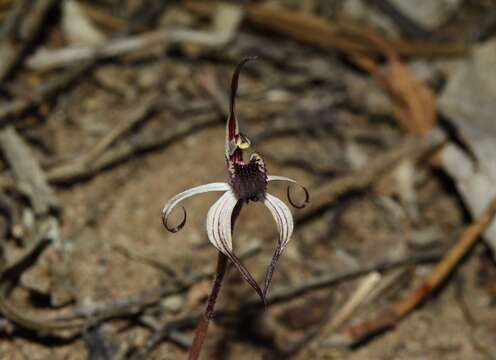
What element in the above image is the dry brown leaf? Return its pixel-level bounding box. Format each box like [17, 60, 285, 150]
[386, 58, 436, 134]
[351, 53, 436, 134]
[346, 24, 437, 134]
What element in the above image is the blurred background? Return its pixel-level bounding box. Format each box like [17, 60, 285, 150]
[0, 0, 496, 359]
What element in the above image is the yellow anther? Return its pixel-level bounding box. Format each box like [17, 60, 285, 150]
[237, 141, 250, 150]
[236, 134, 251, 149]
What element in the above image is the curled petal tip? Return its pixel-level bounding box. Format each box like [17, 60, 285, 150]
[267, 176, 310, 209]
[287, 184, 310, 209]
[161, 182, 229, 233]
[162, 206, 186, 233]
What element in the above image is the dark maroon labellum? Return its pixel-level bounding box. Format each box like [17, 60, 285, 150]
[228, 153, 267, 202]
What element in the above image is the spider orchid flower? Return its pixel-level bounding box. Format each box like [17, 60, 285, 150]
[161, 57, 308, 303]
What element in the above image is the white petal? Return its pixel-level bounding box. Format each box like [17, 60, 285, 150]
[220, 192, 239, 252]
[264, 193, 294, 249]
[207, 191, 266, 303]
[262, 193, 295, 297]
[162, 182, 229, 219]
[267, 175, 297, 183]
[206, 190, 237, 254]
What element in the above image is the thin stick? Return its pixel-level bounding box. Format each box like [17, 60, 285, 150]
[119, 248, 444, 358]
[83, 94, 161, 163]
[188, 201, 243, 360]
[0, 0, 60, 80]
[46, 112, 221, 184]
[324, 272, 382, 333]
[393, 197, 496, 316]
[292, 272, 382, 356]
[26, 4, 243, 71]
[0, 62, 92, 124]
[65, 245, 440, 328]
[290, 131, 445, 223]
[331, 196, 496, 347]
[185, 1, 466, 58]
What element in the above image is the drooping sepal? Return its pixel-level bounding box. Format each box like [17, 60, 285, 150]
[262, 193, 294, 298]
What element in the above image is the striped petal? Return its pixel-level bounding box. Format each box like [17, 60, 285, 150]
[206, 190, 237, 254]
[268, 175, 309, 209]
[221, 199, 266, 304]
[207, 190, 266, 304]
[262, 193, 295, 297]
[162, 183, 230, 233]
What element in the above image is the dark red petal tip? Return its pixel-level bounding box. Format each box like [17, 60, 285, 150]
[162, 206, 187, 233]
[262, 248, 282, 303]
[227, 250, 266, 305]
[287, 184, 310, 209]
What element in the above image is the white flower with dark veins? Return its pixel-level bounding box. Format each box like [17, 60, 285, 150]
[161, 58, 309, 303]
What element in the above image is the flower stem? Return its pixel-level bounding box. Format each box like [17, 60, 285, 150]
[188, 251, 228, 360]
[188, 201, 243, 360]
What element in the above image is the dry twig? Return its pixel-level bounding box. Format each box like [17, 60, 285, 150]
[188, 1, 439, 136]
[27, 3, 244, 71]
[0, 62, 93, 124]
[115, 246, 443, 357]
[46, 111, 221, 184]
[294, 130, 445, 222]
[0, 0, 60, 79]
[323, 272, 382, 333]
[83, 94, 162, 163]
[0, 0, 83, 335]
[327, 196, 496, 347]
[0, 130, 82, 334]
[185, 1, 466, 58]
[112, 248, 442, 357]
